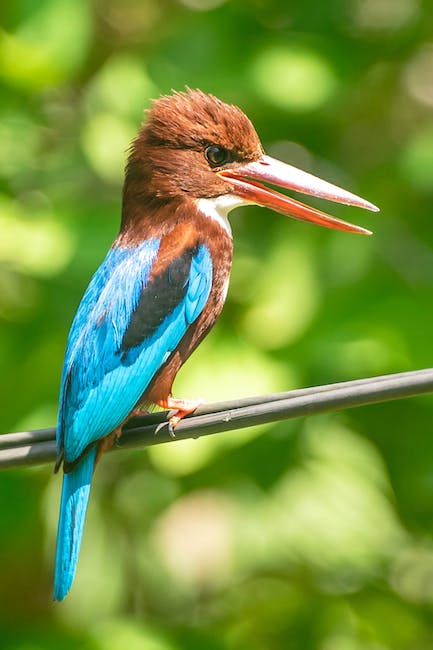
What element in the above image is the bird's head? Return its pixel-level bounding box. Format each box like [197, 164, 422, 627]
[123, 88, 377, 233]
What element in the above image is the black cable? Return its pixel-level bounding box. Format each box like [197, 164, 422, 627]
[1, 368, 432, 470]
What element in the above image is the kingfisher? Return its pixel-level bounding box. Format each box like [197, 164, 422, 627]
[54, 89, 378, 600]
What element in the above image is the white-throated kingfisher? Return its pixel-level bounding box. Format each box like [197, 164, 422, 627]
[54, 89, 378, 600]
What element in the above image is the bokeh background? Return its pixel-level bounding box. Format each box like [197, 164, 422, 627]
[2, 0, 433, 648]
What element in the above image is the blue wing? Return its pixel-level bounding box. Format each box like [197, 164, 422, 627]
[57, 238, 212, 463]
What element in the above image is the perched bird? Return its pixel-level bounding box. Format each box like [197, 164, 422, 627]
[54, 89, 378, 600]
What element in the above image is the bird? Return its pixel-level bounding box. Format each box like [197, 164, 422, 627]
[53, 88, 378, 601]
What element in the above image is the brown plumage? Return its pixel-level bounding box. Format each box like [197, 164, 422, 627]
[144, 208, 233, 408]
[118, 87, 376, 417]
[55, 88, 376, 601]
[121, 89, 263, 236]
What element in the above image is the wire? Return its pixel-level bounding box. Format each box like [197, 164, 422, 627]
[1, 368, 432, 471]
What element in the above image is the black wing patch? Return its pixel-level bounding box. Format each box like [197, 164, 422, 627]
[121, 245, 197, 352]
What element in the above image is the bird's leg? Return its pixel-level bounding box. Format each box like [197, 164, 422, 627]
[95, 425, 123, 464]
[129, 406, 150, 419]
[114, 407, 149, 445]
[156, 397, 203, 433]
[96, 405, 142, 461]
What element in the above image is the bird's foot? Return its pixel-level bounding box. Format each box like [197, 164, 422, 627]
[156, 397, 204, 434]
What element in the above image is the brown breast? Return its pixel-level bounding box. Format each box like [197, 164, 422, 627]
[144, 204, 233, 405]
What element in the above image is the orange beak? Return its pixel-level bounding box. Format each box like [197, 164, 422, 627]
[217, 155, 378, 234]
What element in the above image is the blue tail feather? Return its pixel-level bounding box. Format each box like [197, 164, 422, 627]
[53, 447, 97, 601]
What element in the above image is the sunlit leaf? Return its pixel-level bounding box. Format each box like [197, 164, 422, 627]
[250, 44, 338, 111]
[0, 0, 91, 90]
[400, 123, 433, 191]
[81, 113, 136, 184]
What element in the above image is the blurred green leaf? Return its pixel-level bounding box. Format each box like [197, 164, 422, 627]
[250, 44, 338, 111]
[400, 122, 433, 192]
[0, 0, 91, 90]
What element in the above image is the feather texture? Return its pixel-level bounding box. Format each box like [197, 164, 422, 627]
[54, 232, 213, 599]
[57, 239, 212, 463]
[54, 447, 97, 601]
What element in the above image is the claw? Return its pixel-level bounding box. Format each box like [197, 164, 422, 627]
[167, 421, 176, 438]
[156, 396, 204, 431]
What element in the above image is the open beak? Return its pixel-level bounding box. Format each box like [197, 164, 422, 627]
[217, 155, 378, 234]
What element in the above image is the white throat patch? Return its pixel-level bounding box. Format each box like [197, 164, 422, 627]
[196, 195, 251, 236]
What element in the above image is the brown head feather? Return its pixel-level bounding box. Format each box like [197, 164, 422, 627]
[122, 89, 264, 228]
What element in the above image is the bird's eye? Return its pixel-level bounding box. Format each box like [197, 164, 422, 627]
[205, 145, 231, 167]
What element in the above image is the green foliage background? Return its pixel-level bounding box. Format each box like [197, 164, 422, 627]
[2, 0, 433, 647]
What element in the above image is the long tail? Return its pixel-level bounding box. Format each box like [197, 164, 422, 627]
[53, 446, 97, 601]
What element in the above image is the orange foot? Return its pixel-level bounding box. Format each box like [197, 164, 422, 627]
[156, 397, 204, 434]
